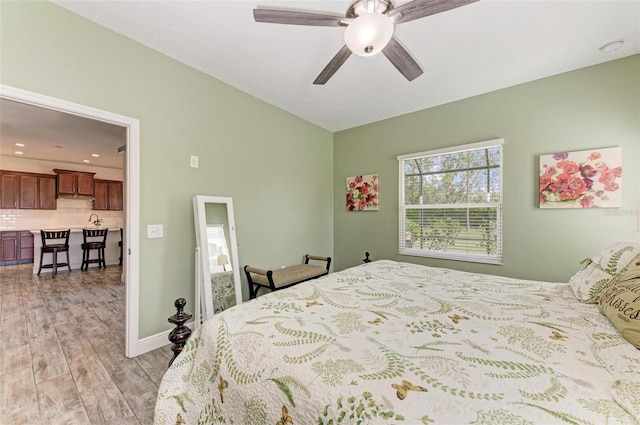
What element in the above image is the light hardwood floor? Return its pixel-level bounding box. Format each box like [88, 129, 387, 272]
[0, 264, 171, 424]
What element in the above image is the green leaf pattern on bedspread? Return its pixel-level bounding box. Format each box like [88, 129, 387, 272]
[154, 261, 640, 424]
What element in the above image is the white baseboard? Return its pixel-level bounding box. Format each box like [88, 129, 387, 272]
[135, 321, 196, 356]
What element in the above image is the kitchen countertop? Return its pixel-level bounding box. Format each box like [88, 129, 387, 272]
[29, 227, 121, 233]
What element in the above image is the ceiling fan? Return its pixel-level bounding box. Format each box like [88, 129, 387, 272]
[254, 0, 479, 85]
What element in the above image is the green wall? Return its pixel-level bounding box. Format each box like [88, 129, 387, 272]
[2, 1, 639, 339]
[334, 55, 640, 282]
[0, 1, 334, 338]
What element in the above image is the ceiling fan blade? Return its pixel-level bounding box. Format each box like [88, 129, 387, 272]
[314, 45, 352, 85]
[382, 37, 423, 81]
[254, 9, 345, 27]
[390, 0, 478, 25]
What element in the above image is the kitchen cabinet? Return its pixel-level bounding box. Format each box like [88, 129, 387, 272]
[18, 174, 57, 209]
[19, 231, 34, 262]
[54, 169, 95, 198]
[0, 231, 34, 265]
[93, 179, 123, 211]
[0, 171, 56, 210]
[0, 232, 18, 263]
[1, 172, 18, 209]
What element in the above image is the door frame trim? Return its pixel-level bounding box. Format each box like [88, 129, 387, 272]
[0, 84, 141, 357]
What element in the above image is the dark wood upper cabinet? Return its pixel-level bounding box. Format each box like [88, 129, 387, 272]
[93, 179, 123, 211]
[108, 181, 123, 211]
[56, 172, 76, 196]
[77, 173, 95, 197]
[18, 174, 38, 209]
[38, 176, 56, 209]
[0, 173, 18, 209]
[54, 169, 95, 198]
[0, 171, 56, 210]
[19, 173, 57, 209]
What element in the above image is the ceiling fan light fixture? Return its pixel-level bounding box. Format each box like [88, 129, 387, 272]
[344, 13, 394, 57]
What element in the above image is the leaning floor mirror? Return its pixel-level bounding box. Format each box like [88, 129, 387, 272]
[193, 195, 243, 323]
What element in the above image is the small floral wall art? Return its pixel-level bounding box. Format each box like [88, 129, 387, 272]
[539, 147, 622, 209]
[346, 174, 379, 211]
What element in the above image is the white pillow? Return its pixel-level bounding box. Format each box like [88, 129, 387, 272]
[569, 241, 640, 303]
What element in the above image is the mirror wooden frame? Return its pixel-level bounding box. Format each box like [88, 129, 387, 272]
[193, 195, 243, 323]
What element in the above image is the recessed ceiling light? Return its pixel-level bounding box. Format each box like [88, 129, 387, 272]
[83, 159, 90, 163]
[600, 40, 624, 53]
[15, 151, 23, 155]
[15, 143, 25, 147]
[91, 154, 100, 157]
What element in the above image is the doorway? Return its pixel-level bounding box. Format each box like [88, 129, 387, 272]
[0, 84, 141, 357]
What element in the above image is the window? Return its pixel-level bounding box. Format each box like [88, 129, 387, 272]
[206, 225, 233, 272]
[398, 139, 503, 264]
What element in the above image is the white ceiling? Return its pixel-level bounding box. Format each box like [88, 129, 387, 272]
[49, 0, 639, 132]
[1, 1, 638, 169]
[0, 98, 126, 169]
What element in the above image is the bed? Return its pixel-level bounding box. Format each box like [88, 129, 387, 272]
[155, 254, 640, 424]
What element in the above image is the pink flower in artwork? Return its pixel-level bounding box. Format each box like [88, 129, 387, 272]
[539, 175, 552, 191]
[580, 195, 594, 208]
[598, 170, 616, 185]
[557, 160, 579, 175]
[346, 174, 379, 211]
[579, 165, 596, 178]
[604, 182, 620, 192]
[561, 177, 587, 199]
[583, 178, 593, 189]
[539, 149, 621, 208]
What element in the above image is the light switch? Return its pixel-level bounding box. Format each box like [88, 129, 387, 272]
[147, 224, 163, 239]
[190, 155, 199, 168]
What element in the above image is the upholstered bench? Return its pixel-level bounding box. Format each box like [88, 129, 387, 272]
[244, 254, 331, 299]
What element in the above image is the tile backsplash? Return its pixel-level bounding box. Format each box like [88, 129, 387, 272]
[0, 198, 124, 231]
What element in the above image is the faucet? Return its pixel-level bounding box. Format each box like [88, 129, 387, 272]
[88, 214, 103, 226]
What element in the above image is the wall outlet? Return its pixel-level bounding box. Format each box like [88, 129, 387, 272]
[190, 155, 199, 168]
[147, 224, 163, 239]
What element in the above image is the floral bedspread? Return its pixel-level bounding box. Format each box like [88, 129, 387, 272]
[154, 260, 640, 424]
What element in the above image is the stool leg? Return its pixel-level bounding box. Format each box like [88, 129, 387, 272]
[52, 248, 58, 277]
[37, 249, 44, 276]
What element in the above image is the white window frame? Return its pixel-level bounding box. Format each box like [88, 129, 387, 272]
[206, 224, 233, 273]
[397, 138, 504, 265]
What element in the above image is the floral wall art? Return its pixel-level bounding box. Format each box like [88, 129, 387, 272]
[346, 174, 379, 211]
[539, 147, 622, 209]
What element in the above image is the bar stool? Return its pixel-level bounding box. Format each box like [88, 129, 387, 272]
[81, 228, 108, 271]
[38, 230, 71, 277]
